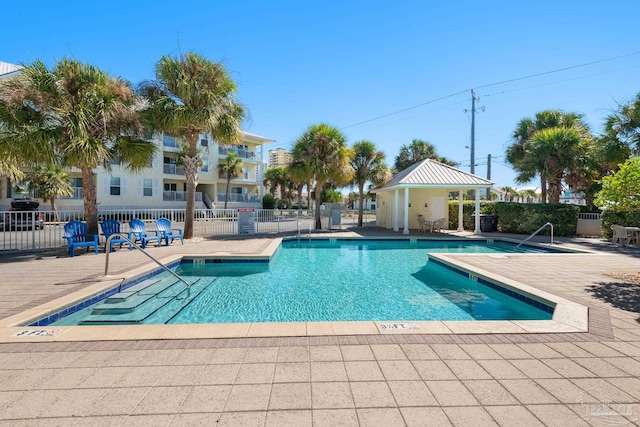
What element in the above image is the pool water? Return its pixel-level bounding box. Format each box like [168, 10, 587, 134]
[48, 239, 554, 326]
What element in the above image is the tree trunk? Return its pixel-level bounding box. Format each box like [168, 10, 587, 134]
[314, 182, 322, 229]
[540, 176, 547, 203]
[224, 175, 231, 210]
[306, 182, 311, 212]
[357, 183, 364, 227]
[297, 183, 304, 213]
[548, 180, 561, 204]
[49, 198, 60, 223]
[183, 137, 201, 240]
[81, 167, 99, 235]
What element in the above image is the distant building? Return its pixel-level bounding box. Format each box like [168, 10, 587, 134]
[268, 148, 292, 168]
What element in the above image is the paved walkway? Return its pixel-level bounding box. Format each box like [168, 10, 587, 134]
[0, 229, 639, 426]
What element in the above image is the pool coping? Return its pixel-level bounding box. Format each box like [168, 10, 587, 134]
[0, 237, 591, 342]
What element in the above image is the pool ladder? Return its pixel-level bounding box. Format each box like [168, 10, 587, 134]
[103, 233, 192, 297]
[515, 222, 554, 250]
[296, 217, 312, 242]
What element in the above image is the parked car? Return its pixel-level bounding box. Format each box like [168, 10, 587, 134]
[1, 199, 45, 230]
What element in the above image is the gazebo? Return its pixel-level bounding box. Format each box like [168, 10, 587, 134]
[373, 159, 493, 234]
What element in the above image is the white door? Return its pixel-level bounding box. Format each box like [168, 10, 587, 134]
[429, 196, 446, 219]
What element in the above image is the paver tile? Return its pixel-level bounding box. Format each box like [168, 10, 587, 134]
[266, 409, 312, 427]
[603, 357, 640, 376]
[477, 359, 527, 379]
[517, 343, 564, 359]
[528, 404, 590, 427]
[463, 380, 519, 406]
[153, 365, 205, 386]
[370, 344, 407, 360]
[344, 361, 385, 381]
[573, 342, 625, 358]
[547, 343, 595, 358]
[234, 363, 275, 384]
[277, 346, 309, 362]
[388, 380, 437, 406]
[378, 360, 421, 381]
[426, 380, 479, 406]
[488, 344, 532, 359]
[216, 411, 266, 427]
[485, 405, 544, 427]
[224, 384, 271, 411]
[83, 386, 151, 416]
[244, 347, 279, 363]
[179, 385, 230, 413]
[268, 383, 311, 410]
[401, 344, 439, 360]
[535, 378, 599, 404]
[499, 379, 559, 404]
[571, 378, 636, 403]
[311, 382, 354, 409]
[312, 409, 359, 426]
[171, 413, 222, 426]
[458, 344, 502, 360]
[132, 386, 191, 415]
[198, 364, 241, 385]
[340, 345, 375, 361]
[431, 344, 471, 360]
[209, 348, 248, 364]
[350, 381, 397, 408]
[605, 377, 640, 400]
[356, 408, 405, 427]
[401, 407, 453, 427]
[510, 359, 562, 379]
[273, 362, 310, 383]
[444, 360, 492, 380]
[542, 359, 597, 378]
[443, 406, 498, 427]
[310, 346, 342, 361]
[573, 358, 630, 377]
[412, 360, 457, 380]
[310, 361, 348, 382]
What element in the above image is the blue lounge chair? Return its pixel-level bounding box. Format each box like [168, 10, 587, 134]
[63, 220, 99, 257]
[128, 218, 162, 249]
[156, 218, 184, 246]
[100, 219, 132, 252]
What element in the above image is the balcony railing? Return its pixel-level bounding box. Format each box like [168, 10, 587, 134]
[163, 164, 185, 175]
[219, 147, 257, 160]
[217, 193, 261, 203]
[163, 135, 179, 148]
[163, 191, 203, 202]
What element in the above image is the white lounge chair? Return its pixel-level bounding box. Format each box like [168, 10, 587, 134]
[611, 225, 632, 247]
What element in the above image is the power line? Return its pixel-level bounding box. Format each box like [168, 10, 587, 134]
[340, 50, 640, 130]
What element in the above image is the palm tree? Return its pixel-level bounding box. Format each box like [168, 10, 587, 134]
[29, 164, 73, 221]
[521, 188, 538, 203]
[506, 110, 590, 203]
[350, 140, 390, 226]
[218, 151, 243, 210]
[393, 139, 455, 172]
[140, 52, 245, 238]
[501, 186, 518, 202]
[605, 92, 640, 154]
[291, 123, 354, 229]
[0, 59, 155, 234]
[288, 160, 314, 211]
[263, 166, 289, 199]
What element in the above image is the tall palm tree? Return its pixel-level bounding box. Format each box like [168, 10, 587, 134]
[288, 160, 314, 211]
[140, 52, 245, 238]
[263, 167, 289, 199]
[291, 123, 354, 229]
[393, 139, 454, 172]
[218, 152, 243, 210]
[350, 140, 390, 226]
[0, 59, 155, 234]
[29, 164, 73, 221]
[506, 110, 590, 203]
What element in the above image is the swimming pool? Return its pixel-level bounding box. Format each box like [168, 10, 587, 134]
[42, 239, 555, 326]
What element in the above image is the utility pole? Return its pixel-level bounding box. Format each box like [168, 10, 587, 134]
[470, 89, 476, 176]
[486, 154, 492, 200]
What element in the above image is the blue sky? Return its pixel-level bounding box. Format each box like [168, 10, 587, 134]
[3, 1, 640, 188]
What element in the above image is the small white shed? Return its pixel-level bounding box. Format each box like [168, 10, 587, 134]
[373, 159, 493, 234]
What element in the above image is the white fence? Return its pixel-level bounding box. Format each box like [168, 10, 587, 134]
[0, 208, 372, 253]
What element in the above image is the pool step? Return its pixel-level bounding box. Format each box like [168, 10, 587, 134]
[80, 278, 213, 325]
[103, 278, 161, 303]
[91, 277, 181, 314]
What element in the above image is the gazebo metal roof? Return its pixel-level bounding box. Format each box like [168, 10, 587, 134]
[376, 159, 493, 191]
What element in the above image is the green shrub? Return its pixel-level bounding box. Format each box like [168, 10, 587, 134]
[262, 194, 276, 209]
[494, 202, 579, 236]
[448, 201, 579, 236]
[601, 210, 640, 238]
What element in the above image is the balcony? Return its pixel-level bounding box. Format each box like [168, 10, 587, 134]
[163, 191, 203, 202]
[219, 147, 258, 160]
[163, 164, 185, 175]
[163, 135, 179, 148]
[217, 193, 261, 203]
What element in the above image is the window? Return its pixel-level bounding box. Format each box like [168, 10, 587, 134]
[111, 159, 121, 166]
[110, 177, 121, 196]
[164, 183, 177, 192]
[70, 177, 82, 188]
[200, 138, 208, 147]
[163, 134, 178, 147]
[143, 179, 153, 197]
[243, 166, 249, 179]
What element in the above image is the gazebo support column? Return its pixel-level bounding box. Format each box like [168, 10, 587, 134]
[474, 190, 481, 234]
[393, 190, 399, 232]
[457, 189, 464, 232]
[403, 187, 409, 235]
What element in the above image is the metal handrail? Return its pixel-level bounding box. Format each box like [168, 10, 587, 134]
[104, 233, 191, 290]
[515, 222, 554, 249]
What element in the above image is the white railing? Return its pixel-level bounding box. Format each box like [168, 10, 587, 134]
[0, 208, 375, 253]
[578, 212, 601, 220]
[163, 191, 202, 202]
[216, 194, 261, 203]
[218, 146, 257, 160]
[163, 164, 185, 175]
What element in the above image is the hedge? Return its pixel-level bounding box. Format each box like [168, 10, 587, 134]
[601, 210, 640, 238]
[448, 201, 579, 237]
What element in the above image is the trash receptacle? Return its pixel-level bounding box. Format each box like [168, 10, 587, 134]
[472, 214, 497, 232]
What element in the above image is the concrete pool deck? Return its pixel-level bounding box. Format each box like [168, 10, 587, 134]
[0, 228, 639, 425]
